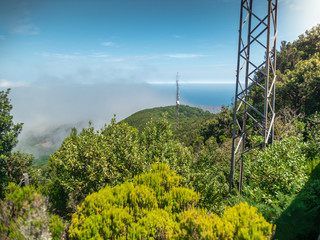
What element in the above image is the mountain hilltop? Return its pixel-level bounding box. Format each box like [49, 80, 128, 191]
[122, 104, 214, 132]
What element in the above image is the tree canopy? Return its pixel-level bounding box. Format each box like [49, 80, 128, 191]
[0, 89, 31, 198]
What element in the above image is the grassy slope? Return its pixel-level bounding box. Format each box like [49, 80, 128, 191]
[122, 105, 213, 133]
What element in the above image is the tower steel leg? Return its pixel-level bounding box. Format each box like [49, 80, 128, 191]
[230, 0, 278, 193]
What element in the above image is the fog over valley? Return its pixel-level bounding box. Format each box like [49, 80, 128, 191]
[10, 81, 175, 156]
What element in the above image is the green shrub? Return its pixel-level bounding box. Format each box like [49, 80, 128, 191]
[305, 112, 320, 173]
[222, 202, 274, 239]
[243, 136, 308, 205]
[69, 163, 191, 239]
[47, 178, 69, 216]
[49, 117, 193, 216]
[178, 208, 225, 239]
[275, 177, 320, 239]
[0, 183, 50, 239]
[69, 164, 273, 239]
[277, 54, 320, 115]
[49, 214, 64, 240]
[140, 116, 193, 181]
[177, 203, 274, 240]
[129, 209, 180, 239]
[189, 138, 230, 214]
[48, 120, 143, 211]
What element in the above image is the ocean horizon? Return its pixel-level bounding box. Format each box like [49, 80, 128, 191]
[149, 83, 236, 107]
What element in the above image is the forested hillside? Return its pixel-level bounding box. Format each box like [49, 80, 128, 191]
[0, 25, 320, 239]
[122, 104, 213, 133]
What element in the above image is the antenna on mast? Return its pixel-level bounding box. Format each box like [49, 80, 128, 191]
[176, 72, 180, 130]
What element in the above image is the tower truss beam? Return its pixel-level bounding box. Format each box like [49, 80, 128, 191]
[230, 0, 278, 193]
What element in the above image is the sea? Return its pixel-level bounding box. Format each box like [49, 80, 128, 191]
[150, 83, 236, 107]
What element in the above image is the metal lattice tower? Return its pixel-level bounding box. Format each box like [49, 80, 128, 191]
[230, 0, 278, 193]
[176, 72, 180, 130]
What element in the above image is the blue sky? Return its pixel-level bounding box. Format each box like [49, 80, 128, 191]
[0, 0, 238, 85]
[1, 0, 319, 87]
[0, 0, 319, 135]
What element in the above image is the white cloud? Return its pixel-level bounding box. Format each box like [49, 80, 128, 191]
[0, 79, 27, 88]
[53, 53, 86, 60]
[164, 54, 205, 59]
[39, 52, 87, 61]
[172, 35, 182, 39]
[147, 80, 234, 85]
[11, 81, 174, 143]
[107, 57, 126, 62]
[90, 53, 109, 58]
[101, 41, 114, 47]
[12, 24, 40, 35]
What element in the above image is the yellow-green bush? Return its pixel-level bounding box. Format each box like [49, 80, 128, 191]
[128, 209, 180, 239]
[222, 202, 274, 240]
[178, 208, 224, 239]
[133, 163, 182, 198]
[162, 187, 200, 213]
[178, 203, 273, 240]
[69, 164, 273, 239]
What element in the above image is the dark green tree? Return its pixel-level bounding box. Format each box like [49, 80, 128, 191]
[0, 89, 23, 155]
[140, 115, 193, 181]
[0, 89, 26, 198]
[48, 120, 144, 214]
[277, 54, 320, 115]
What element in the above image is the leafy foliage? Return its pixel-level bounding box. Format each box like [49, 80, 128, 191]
[277, 24, 320, 73]
[0, 183, 50, 239]
[274, 164, 320, 240]
[305, 112, 320, 171]
[295, 24, 320, 60]
[49, 116, 193, 215]
[0, 151, 33, 187]
[189, 137, 230, 214]
[140, 115, 193, 182]
[243, 136, 308, 205]
[276, 25, 320, 115]
[49, 120, 143, 212]
[199, 106, 233, 145]
[69, 164, 273, 239]
[221, 202, 274, 240]
[0, 89, 23, 155]
[47, 178, 69, 215]
[69, 163, 198, 239]
[122, 105, 212, 133]
[0, 89, 30, 198]
[49, 214, 65, 240]
[178, 202, 274, 240]
[277, 54, 320, 115]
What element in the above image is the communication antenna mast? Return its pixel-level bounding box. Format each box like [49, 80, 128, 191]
[176, 72, 180, 129]
[230, 0, 278, 193]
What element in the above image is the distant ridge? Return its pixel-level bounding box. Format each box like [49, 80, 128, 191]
[122, 105, 213, 132]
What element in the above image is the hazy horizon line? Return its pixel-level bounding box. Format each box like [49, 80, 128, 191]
[147, 81, 235, 85]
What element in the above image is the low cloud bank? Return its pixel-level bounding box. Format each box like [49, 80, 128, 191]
[9, 81, 174, 156]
